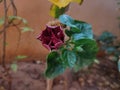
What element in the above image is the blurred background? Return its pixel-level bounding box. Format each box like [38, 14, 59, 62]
[0, 0, 119, 63]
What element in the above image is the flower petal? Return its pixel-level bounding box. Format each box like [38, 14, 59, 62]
[49, 0, 72, 8]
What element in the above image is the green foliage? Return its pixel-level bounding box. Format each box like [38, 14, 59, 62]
[15, 55, 27, 60]
[9, 16, 28, 25]
[73, 39, 98, 72]
[59, 14, 75, 27]
[21, 27, 33, 33]
[10, 55, 27, 72]
[59, 14, 93, 40]
[0, 16, 33, 33]
[61, 50, 77, 68]
[50, 4, 69, 18]
[44, 14, 98, 78]
[10, 63, 18, 72]
[0, 16, 28, 27]
[98, 31, 116, 44]
[45, 51, 65, 78]
[97, 31, 120, 72]
[0, 17, 4, 27]
[74, 39, 98, 59]
[97, 31, 120, 55]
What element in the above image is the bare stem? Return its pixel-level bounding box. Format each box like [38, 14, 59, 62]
[1, 0, 18, 90]
[47, 79, 53, 90]
[2, 0, 8, 68]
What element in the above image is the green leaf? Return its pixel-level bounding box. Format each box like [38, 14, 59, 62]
[65, 29, 73, 37]
[5, 42, 8, 46]
[118, 60, 120, 72]
[74, 39, 98, 59]
[98, 31, 116, 44]
[59, 14, 75, 27]
[50, 4, 69, 18]
[61, 49, 76, 68]
[45, 51, 65, 79]
[94, 59, 100, 64]
[74, 46, 84, 52]
[73, 39, 98, 72]
[67, 51, 76, 67]
[71, 20, 93, 40]
[105, 46, 116, 54]
[21, 27, 33, 33]
[59, 14, 93, 40]
[70, 27, 81, 33]
[9, 16, 28, 24]
[0, 17, 4, 26]
[65, 27, 81, 37]
[74, 57, 94, 72]
[11, 63, 18, 72]
[15, 55, 27, 60]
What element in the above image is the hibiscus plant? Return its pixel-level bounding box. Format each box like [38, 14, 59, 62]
[37, 0, 98, 79]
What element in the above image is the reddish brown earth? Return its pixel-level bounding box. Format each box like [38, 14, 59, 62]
[0, 57, 120, 90]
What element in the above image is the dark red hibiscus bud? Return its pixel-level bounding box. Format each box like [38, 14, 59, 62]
[37, 25, 65, 50]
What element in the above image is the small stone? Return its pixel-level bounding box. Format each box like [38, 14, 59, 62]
[87, 79, 92, 84]
[78, 77, 85, 86]
[113, 82, 120, 88]
[110, 84, 116, 88]
[98, 82, 103, 86]
[104, 81, 110, 85]
[59, 80, 64, 84]
[36, 61, 42, 64]
[78, 77, 84, 82]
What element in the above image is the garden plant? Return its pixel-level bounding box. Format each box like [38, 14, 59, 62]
[37, 0, 98, 90]
[0, 0, 32, 90]
[0, 0, 99, 90]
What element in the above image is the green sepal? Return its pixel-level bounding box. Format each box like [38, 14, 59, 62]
[50, 4, 69, 18]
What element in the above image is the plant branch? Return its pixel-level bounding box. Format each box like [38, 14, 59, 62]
[2, 0, 8, 68]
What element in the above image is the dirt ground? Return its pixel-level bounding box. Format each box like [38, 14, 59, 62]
[0, 57, 120, 90]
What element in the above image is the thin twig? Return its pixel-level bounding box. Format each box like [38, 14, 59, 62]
[10, 0, 17, 16]
[2, 0, 8, 68]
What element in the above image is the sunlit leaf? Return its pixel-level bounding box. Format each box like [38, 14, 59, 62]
[0, 17, 4, 27]
[15, 55, 27, 60]
[11, 63, 18, 72]
[9, 16, 28, 24]
[59, 14, 75, 27]
[71, 20, 93, 40]
[21, 27, 33, 33]
[94, 59, 100, 64]
[59, 14, 93, 40]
